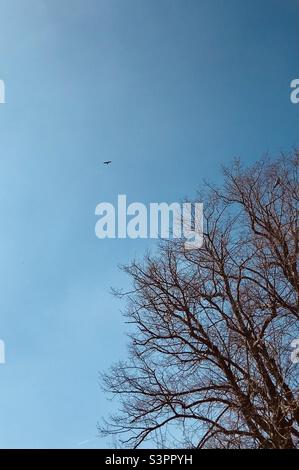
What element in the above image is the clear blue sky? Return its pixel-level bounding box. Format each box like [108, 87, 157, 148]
[0, 0, 298, 448]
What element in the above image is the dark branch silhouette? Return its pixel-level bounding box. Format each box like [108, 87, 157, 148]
[100, 150, 299, 449]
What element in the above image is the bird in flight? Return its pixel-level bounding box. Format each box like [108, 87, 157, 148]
[103, 160, 112, 165]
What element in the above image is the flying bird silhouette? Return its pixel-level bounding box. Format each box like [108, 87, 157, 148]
[103, 161, 112, 165]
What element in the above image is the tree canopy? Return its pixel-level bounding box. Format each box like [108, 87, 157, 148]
[100, 151, 299, 449]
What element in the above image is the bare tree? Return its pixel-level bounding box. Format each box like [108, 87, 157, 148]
[100, 151, 299, 449]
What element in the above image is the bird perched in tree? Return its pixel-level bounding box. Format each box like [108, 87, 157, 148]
[103, 161, 112, 165]
[273, 177, 281, 189]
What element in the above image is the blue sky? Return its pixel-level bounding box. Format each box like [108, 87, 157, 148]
[0, 0, 298, 448]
